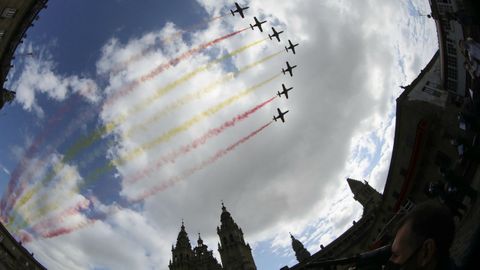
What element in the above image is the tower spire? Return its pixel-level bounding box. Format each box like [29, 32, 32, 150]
[347, 178, 382, 214]
[217, 203, 257, 269]
[169, 221, 194, 270]
[290, 233, 311, 263]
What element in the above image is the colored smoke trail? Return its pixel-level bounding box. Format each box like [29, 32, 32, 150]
[6, 37, 264, 219]
[9, 140, 112, 228]
[126, 96, 277, 185]
[101, 37, 267, 131]
[0, 97, 80, 218]
[66, 27, 251, 161]
[35, 205, 122, 241]
[25, 121, 273, 238]
[29, 198, 91, 234]
[12, 52, 282, 224]
[40, 218, 96, 240]
[131, 121, 273, 202]
[44, 38, 267, 190]
[110, 13, 227, 75]
[124, 50, 284, 137]
[9, 162, 82, 229]
[85, 73, 280, 183]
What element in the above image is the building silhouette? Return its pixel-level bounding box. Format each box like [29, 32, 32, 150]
[290, 233, 310, 263]
[169, 204, 256, 270]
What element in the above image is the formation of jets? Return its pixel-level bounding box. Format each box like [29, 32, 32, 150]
[230, 2, 301, 124]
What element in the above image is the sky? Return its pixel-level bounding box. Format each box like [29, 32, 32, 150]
[0, 0, 437, 269]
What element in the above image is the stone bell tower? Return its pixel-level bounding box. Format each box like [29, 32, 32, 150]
[347, 178, 382, 214]
[217, 203, 257, 270]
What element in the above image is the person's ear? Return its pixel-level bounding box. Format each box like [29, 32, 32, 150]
[419, 239, 436, 267]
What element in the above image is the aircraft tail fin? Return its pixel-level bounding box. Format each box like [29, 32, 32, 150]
[231, 10, 235, 16]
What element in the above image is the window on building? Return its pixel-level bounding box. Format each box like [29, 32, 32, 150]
[0, 30, 4, 39]
[1, 8, 16, 19]
[447, 80, 457, 92]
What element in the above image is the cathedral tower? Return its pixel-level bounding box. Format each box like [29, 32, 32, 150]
[347, 178, 382, 214]
[290, 233, 311, 263]
[193, 233, 223, 270]
[217, 203, 257, 270]
[169, 221, 195, 270]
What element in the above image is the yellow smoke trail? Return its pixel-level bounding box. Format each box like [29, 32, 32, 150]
[65, 38, 267, 163]
[14, 174, 78, 230]
[11, 39, 266, 214]
[12, 140, 112, 229]
[109, 38, 268, 126]
[124, 50, 283, 137]
[85, 73, 281, 183]
[12, 51, 282, 226]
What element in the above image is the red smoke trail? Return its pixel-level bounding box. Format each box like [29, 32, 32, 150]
[2, 28, 247, 219]
[131, 121, 273, 202]
[40, 218, 96, 239]
[0, 97, 80, 217]
[110, 13, 227, 75]
[23, 121, 272, 240]
[28, 198, 91, 234]
[136, 27, 249, 84]
[103, 27, 249, 107]
[23, 97, 276, 230]
[33, 205, 122, 240]
[127, 96, 277, 185]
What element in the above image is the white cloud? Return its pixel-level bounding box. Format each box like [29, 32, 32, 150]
[10, 50, 100, 117]
[8, 0, 438, 269]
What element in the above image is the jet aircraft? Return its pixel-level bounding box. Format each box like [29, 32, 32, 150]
[230, 2, 249, 18]
[277, 84, 293, 99]
[285, 39, 299, 54]
[250, 17, 267, 32]
[268, 27, 284, 42]
[273, 108, 289, 123]
[282, 61, 297, 77]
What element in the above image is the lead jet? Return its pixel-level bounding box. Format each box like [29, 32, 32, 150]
[285, 39, 299, 54]
[277, 84, 293, 99]
[250, 17, 267, 32]
[268, 27, 284, 42]
[273, 108, 289, 123]
[230, 2, 249, 18]
[282, 61, 297, 77]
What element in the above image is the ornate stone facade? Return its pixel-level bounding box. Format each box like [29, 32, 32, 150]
[169, 204, 256, 270]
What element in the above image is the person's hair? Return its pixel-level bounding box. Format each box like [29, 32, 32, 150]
[396, 201, 455, 260]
